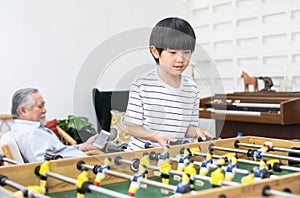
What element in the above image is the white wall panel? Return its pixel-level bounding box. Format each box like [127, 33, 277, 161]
[262, 12, 288, 33]
[261, 0, 288, 12]
[262, 34, 288, 52]
[236, 17, 259, 35]
[292, 32, 300, 50]
[212, 2, 233, 21]
[236, 0, 260, 16]
[189, 0, 300, 95]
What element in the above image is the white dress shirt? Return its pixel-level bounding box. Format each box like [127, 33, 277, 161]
[11, 119, 86, 162]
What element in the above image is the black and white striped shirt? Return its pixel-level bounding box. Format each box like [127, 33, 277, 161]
[124, 69, 200, 150]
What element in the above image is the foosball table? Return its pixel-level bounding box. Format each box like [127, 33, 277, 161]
[1, 136, 300, 198]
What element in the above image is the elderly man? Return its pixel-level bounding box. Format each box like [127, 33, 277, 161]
[10, 88, 100, 162]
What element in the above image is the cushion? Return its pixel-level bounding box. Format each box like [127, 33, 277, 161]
[0, 132, 24, 164]
[45, 119, 57, 133]
[110, 110, 131, 146]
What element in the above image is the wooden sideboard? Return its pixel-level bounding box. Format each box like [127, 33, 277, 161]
[200, 92, 300, 139]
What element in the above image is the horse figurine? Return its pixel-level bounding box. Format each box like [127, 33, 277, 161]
[241, 71, 258, 92]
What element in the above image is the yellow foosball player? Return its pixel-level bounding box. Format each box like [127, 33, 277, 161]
[266, 159, 281, 172]
[183, 160, 197, 190]
[159, 156, 172, 194]
[76, 168, 89, 198]
[241, 170, 255, 184]
[218, 153, 236, 165]
[140, 152, 150, 179]
[211, 164, 225, 188]
[155, 145, 170, 176]
[38, 160, 50, 188]
[14, 185, 47, 198]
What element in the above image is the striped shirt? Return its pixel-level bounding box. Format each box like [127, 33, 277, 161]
[124, 68, 200, 150]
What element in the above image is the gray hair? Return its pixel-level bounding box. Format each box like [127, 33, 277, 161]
[11, 88, 39, 119]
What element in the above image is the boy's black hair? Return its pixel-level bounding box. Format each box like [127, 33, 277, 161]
[149, 17, 196, 64]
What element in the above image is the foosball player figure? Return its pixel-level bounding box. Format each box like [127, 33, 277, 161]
[177, 148, 192, 172]
[93, 157, 112, 186]
[183, 160, 196, 190]
[266, 159, 281, 172]
[27, 185, 47, 197]
[218, 153, 236, 166]
[157, 145, 170, 165]
[155, 145, 170, 176]
[241, 170, 255, 185]
[199, 152, 213, 176]
[38, 160, 50, 188]
[76, 167, 90, 198]
[210, 164, 225, 188]
[189, 146, 201, 154]
[14, 185, 47, 197]
[254, 159, 270, 181]
[225, 156, 238, 181]
[263, 142, 273, 151]
[252, 146, 269, 161]
[159, 155, 172, 194]
[175, 173, 192, 195]
[140, 152, 150, 179]
[128, 164, 147, 197]
[174, 148, 192, 181]
[139, 152, 150, 188]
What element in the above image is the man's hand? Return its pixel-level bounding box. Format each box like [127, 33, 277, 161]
[79, 134, 107, 151]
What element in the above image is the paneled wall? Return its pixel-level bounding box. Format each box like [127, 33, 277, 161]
[188, 0, 300, 96]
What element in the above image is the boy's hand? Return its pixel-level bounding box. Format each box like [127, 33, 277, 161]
[153, 133, 176, 147]
[195, 127, 213, 141]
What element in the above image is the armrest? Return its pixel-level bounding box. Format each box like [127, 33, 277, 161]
[56, 126, 77, 145]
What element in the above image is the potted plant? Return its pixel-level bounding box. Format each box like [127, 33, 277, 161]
[57, 115, 96, 143]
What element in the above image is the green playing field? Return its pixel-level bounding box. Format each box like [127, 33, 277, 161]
[49, 162, 293, 198]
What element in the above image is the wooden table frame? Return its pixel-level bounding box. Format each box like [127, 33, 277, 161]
[1, 136, 300, 198]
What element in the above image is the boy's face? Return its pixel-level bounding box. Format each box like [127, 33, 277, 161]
[151, 46, 192, 76]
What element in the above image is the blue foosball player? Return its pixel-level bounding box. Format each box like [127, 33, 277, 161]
[128, 164, 147, 197]
[93, 157, 111, 186]
[174, 148, 192, 181]
[175, 173, 191, 195]
[254, 160, 270, 181]
[177, 148, 191, 172]
[252, 146, 268, 161]
[225, 156, 238, 181]
[199, 152, 213, 176]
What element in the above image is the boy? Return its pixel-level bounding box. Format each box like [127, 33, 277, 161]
[124, 17, 212, 150]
